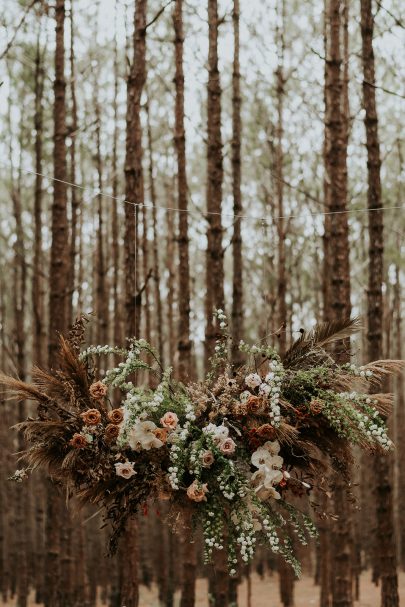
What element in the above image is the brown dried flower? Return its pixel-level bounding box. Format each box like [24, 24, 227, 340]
[80, 408, 102, 425]
[256, 423, 276, 440]
[89, 381, 108, 400]
[233, 402, 248, 417]
[105, 424, 120, 442]
[310, 399, 324, 415]
[108, 408, 124, 425]
[69, 433, 88, 449]
[247, 395, 266, 415]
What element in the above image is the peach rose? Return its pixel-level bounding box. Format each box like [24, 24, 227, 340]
[105, 424, 120, 442]
[160, 411, 178, 430]
[200, 449, 214, 468]
[153, 428, 169, 444]
[115, 461, 136, 480]
[220, 437, 236, 456]
[186, 480, 208, 502]
[80, 408, 102, 425]
[108, 408, 124, 425]
[89, 381, 108, 400]
[247, 395, 265, 414]
[69, 433, 88, 449]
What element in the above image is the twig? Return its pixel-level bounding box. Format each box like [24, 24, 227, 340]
[0, 0, 39, 62]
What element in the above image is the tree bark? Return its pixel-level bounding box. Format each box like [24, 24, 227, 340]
[46, 2, 69, 605]
[204, 0, 225, 371]
[124, 0, 147, 339]
[325, 1, 353, 606]
[231, 0, 244, 368]
[361, 0, 399, 604]
[173, 0, 192, 381]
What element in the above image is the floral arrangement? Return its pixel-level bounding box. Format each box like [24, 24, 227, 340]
[2, 314, 403, 576]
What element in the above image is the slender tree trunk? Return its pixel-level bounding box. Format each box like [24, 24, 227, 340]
[173, 0, 192, 380]
[325, 1, 353, 606]
[45, 3, 69, 606]
[231, 0, 243, 368]
[146, 106, 164, 364]
[112, 3, 122, 352]
[33, 25, 46, 366]
[204, 0, 225, 371]
[124, 0, 147, 340]
[68, 0, 79, 326]
[275, 0, 287, 356]
[361, 1, 399, 604]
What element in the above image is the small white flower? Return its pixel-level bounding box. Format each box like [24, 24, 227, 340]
[245, 373, 262, 389]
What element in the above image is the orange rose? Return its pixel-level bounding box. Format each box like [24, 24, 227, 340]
[200, 450, 214, 468]
[69, 433, 88, 449]
[108, 408, 124, 425]
[256, 424, 276, 440]
[186, 480, 208, 503]
[80, 408, 102, 425]
[160, 412, 178, 430]
[105, 424, 120, 442]
[153, 428, 169, 444]
[247, 395, 265, 415]
[89, 381, 108, 400]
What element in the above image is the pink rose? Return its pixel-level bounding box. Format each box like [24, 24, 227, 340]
[186, 480, 209, 502]
[160, 411, 179, 430]
[220, 437, 236, 456]
[200, 450, 214, 468]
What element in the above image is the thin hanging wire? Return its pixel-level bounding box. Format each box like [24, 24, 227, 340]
[1, 162, 404, 225]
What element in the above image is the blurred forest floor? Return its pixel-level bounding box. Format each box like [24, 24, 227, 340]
[3, 572, 405, 607]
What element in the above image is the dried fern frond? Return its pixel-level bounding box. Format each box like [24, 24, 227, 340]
[0, 373, 52, 404]
[282, 318, 362, 370]
[362, 360, 405, 386]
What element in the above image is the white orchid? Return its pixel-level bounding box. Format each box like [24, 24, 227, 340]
[128, 420, 164, 451]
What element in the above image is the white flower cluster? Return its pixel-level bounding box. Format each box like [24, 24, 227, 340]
[232, 515, 256, 563]
[339, 392, 393, 451]
[202, 423, 229, 445]
[264, 360, 284, 426]
[9, 468, 28, 483]
[184, 402, 196, 422]
[262, 517, 280, 553]
[104, 346, 142, 389]
[346, 363, 373, 379]
[168, 442, 183, 489]
[203, 508, 224, 562]
[79, 344, 125, 361]
[244, 360, 284, 427]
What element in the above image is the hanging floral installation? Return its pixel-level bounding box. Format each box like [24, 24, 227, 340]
[2, 313, 403, 576]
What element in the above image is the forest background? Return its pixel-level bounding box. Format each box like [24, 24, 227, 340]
[0, 0, 404, 606]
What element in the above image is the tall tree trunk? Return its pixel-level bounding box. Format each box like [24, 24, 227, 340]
[204, 0, 225, 371]
[146, 103, 164, 366]
[112, 2, 122, 352]
[68, 0, 79, 326]
[361, 1, 399, 604]
[325, 1, 353, 606]
[275, 0, 287, 356]
[124, 0, 147, 340]
[173, 0, 192, 381]
[32, 25, 46, 366]
[172, 4, 196, 588]
[231, 0, 243, 368]
[46, 2, 69, 606]
[11, 160, 29, 607]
